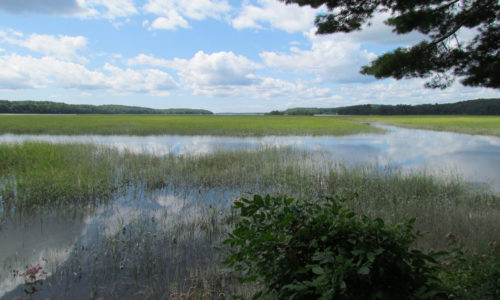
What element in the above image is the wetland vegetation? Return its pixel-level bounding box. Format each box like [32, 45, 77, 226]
[1, 140, 499, 298]
[1, 115, 500, 299]
[2, 141, 499, 247]
[345, 115, 500, 137]
[0, 114, 383, 136]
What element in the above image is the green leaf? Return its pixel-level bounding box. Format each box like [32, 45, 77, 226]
[367, 252, 376, 262]
[312, 265, 324, 275]
[357, 266, 370, 275]
[351, 249, 364, 256]
[253, 194, 264, 206]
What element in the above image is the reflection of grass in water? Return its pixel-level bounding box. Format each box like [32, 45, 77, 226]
[2, 195, 247, 299]
[0, 114, 384, 136]
[74, 203, 241, 299]
[345, 115, 500, 137]
[1, 142, 500, 298]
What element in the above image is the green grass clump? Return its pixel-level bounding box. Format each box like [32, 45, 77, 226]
[0, 114, 383, 136]
[0, 142, 119, 213]
[345, 115, 500, 137]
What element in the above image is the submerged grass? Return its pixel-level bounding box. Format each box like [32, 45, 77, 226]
[344, 115, 500, 137]
[0, 114, 383, 136]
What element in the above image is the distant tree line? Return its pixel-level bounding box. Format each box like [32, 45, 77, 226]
[0, 100, 213, 115]
[268, 98, 500, 116]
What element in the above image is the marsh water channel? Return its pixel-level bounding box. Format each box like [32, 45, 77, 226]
[1, 124, 500, 299]
[1, 124, 500, 191]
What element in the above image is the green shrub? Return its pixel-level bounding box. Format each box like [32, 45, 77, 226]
[223, 195, 448, 299]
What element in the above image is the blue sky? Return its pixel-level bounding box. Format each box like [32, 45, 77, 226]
[0, 0, 499, 113]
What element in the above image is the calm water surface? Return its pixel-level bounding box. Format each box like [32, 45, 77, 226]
[1, 125, 500, 298]
[0, 189, 233, 299]
[1, 124, 499, 191]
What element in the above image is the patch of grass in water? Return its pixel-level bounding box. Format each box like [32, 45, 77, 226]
[0, 142, 132, 215]
[1, 142, 498, 251]
[345, 115, 500, 137]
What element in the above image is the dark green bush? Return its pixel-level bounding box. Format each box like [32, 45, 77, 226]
[223, 195, 448, 299]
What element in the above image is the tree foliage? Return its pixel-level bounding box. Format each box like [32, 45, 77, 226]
[280, 0, 500, 89]
[0, 100, 213, 115]
[269, 98, 500, 115]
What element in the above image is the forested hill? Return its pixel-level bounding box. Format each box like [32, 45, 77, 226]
[269, 98, 500, 116]
[0, 100, 213, 115]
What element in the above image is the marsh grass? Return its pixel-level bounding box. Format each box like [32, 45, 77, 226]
[1, 142, 499, 298]
[0, 142, 119, 214]
[0, 114, 384, 136]
[1, 142, 498, 250]
[345, 115, 500, 137]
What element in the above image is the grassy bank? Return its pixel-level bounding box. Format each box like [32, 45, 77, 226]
[0, 114, 383, 136]
[344, 115, 500, 137]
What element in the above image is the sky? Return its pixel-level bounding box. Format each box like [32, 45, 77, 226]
[0, 0, 499, 113]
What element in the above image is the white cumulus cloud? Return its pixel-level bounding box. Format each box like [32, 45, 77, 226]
[0, 54, 178, 95]
[328, 12, 427, 46]
[171, 51, 260, 86]
[149, 13, 190, 30]
[339, 78, 500, 106]
[0, 30, 89, 62]
[102, 63, 179, 93]
[232, 0, 319, 33]
[260, 33, 377, 83]
[143, 0, 231, 30]
[0, 54, 103, 90]
[128, 53, 173, 68]
[83, 0, 138, 19]
[128, 51, 332, 100]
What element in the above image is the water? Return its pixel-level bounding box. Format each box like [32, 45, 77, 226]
[0, 188, 235, 299]
[1, 125, 499, 191]
[1, 125, 500, 298]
